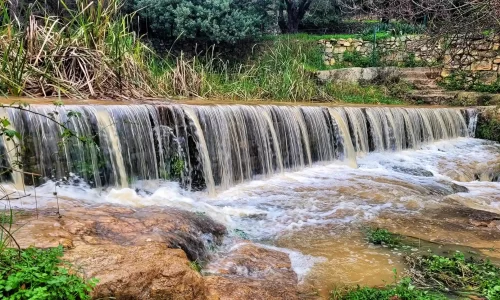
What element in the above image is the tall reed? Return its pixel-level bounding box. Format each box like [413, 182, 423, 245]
[0, 0, 160, 99]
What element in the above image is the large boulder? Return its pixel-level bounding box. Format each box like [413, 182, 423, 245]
[15, 205, 227, 261]
[65, 243, 207, 300]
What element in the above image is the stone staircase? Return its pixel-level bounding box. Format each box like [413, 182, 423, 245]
[398, 67, 458, 105]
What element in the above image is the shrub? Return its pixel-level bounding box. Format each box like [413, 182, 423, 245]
[0, 246, 97, 299]
[342, 51, 381, 68]
[134, 0, 262, 43]
[477, 113, 500, 142]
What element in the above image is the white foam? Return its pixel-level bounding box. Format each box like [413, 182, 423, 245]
[5, 138, 500, 280]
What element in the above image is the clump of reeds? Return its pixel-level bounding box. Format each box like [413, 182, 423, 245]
[0, 0, 160, 99]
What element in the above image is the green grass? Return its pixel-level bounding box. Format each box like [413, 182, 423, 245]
[264, 32, 391, 43]
[0, 246, 96, 299]
[325, 84, 405, 105]
[331, 277, 447, 300]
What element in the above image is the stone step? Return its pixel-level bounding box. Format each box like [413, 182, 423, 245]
[399, 71, 441, 80]
[409, 80, 441, 90]
[409, 90, 455, 96]
[408, 89, 457, 105]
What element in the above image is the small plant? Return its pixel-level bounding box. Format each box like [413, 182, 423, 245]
[189, 260, 202, 273]
[171, 157, 185, 179]
[330, 277, 447, 300]
[331, 270, 446, 300]
[402, 52, 428, 68]
[366, 228, 402, 247]
[0, 246, 97, 299]
[406, 251, 500, 298]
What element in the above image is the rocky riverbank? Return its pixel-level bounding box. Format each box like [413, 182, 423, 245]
[12, 203, 299, 300]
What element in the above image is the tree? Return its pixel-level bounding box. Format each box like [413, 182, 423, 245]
[133, 0, 263, 43]
[359, 0, 500, 36]
[300, 0, 342, 32]
[278, 0, 314, 33]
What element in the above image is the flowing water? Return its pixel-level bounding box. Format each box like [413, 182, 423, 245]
[1, 103, 500, 297]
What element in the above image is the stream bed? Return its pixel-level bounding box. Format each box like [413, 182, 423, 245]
[8, 137, 500, 298]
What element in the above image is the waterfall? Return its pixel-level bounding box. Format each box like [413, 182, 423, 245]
[466, 108, 479, 138]
[0, 104, 476, 194]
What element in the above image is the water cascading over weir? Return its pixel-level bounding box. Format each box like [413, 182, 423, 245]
[0, 105, 478, 194]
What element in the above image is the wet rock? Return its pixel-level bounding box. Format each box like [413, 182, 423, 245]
[391, 166, 433, 177]
[14, 205, 227, 261]
[450, 183, 469, 193]
[205, 276, 298, 300]
[209, 244, 296, 281]
[64, 243, 207, 300]
[205, 243, 299, 300]
[424, 180, 469, 195]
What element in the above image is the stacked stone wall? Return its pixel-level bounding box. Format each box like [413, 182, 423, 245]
[319, 34, 500, 85]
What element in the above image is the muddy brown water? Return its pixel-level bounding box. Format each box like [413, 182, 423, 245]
[1, 97, 499, 298]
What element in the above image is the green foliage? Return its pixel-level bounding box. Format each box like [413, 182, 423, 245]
[409, 251, 500, 298]
[361, 22, 426, 39]
[473, 82, 500, 94]
[325, 84, 405, 105]
[391, 22, 426, 36]
[360, 31, 392, 42]
[134, 0, 261, 43]
[476, 113, 500, 142]
[171, 157, 185, 178]
[331, 277, 447, 300]
[366, 228, 402, 247]
[196, 38, 321, 101]
[440, 72, 500, 93]
[361, 228, 500, 299]
[300, 0, 341, 31]
[0, 246, 97, 299]
[402, 53, 427, 68]
[342, 51, 381, 68]
[188, 260, 202, 273]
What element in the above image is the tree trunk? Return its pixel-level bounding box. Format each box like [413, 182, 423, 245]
[282, 0, 313, 33]
[278, 4, 287, 33]
[286, 3, 299, 33]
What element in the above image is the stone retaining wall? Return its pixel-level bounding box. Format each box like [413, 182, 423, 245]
[319, 34, 500, 84]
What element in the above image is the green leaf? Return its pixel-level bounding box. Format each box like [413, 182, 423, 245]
[4, 129, 20, 139]
[1, 118, 10, 127]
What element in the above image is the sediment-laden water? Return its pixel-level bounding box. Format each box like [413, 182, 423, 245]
[2, 104, 499, 297]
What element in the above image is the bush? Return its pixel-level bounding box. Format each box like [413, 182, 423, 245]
[342, 50, 382, 68]
[300, 0, 342, 32]
[440, 72, 500, 93]
[134, 0, 262, 43]
[0, 246, 97, 299]
[477, 113, 500, 142]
